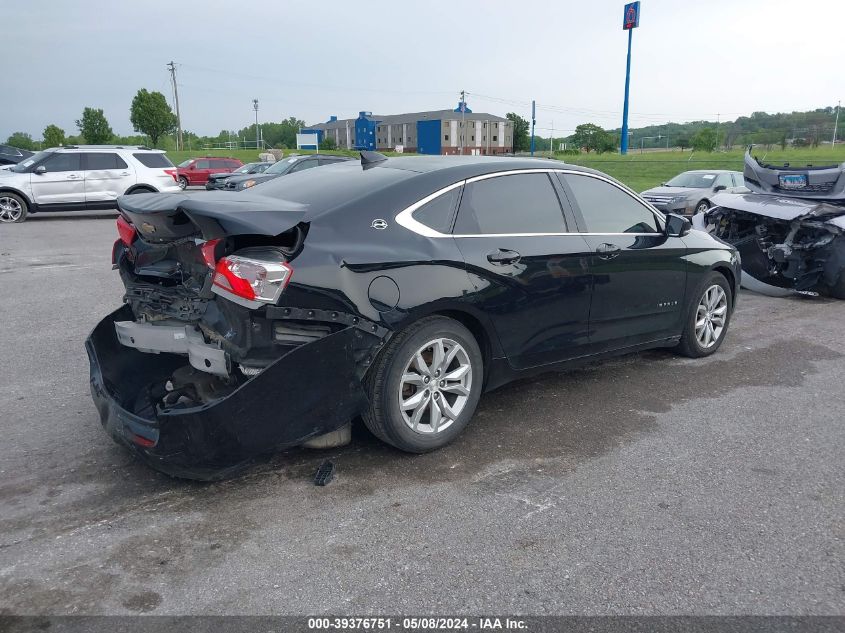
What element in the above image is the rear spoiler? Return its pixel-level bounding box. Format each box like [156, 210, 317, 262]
[744, 148, 845, 201]
[117, 192, 307, 242]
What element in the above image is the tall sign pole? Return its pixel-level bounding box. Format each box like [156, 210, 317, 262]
[620, 2, 640, 155]
[530, 100, 536, 156]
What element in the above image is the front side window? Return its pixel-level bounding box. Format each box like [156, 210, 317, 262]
[665, 172, 717, 188]
[733, 173, 745, 187]
[85, 153, 128, 170]
[41, 152, 81, 172]
[714, 173, 732, 188]
[289, 159, 317, 173]
[413, 187, 460, 234]
[563, 174, 658, 234]
[195, 160, 211, 169]
[454, 173, 566, 235]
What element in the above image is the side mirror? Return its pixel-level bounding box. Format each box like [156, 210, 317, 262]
[665, 213, 692, 237]
[34, 165, 46, 175]
[713, 184, 726, 192]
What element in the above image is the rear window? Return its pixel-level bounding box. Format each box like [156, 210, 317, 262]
[133, 153, 174, 168]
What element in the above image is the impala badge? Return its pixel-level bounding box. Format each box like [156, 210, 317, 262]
[141, 222, 156, 233]
[371, 219, 388, 230]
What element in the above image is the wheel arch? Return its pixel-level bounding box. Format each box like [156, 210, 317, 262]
[0, 186, 33, 208]
[711, 264, 737, 302]
[125, 184, 158, 195]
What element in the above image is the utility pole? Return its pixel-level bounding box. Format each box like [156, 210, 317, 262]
[460, 90, 466, 156]
[530, 100, 536, 156]
[167, 61, 183, 151]
[550, 120, 554, 156]
[253, 99, 260, 150]
[833, 101, 840, 148]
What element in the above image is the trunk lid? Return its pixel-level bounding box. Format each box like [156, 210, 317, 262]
[117, 192, 308, 243]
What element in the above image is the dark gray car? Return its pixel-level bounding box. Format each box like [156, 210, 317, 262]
[223, 154, 352, 191]
[641, 170, 746, 217]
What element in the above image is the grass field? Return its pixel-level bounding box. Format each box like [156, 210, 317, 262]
[165, 146, 845, 194]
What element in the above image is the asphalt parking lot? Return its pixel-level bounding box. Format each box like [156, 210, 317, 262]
[0, 214, 843, 616]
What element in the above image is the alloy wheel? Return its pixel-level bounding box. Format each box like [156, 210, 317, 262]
[398, 337, 473, 434]
[0, 196, 22, 222]
[695, 284, 727, 349]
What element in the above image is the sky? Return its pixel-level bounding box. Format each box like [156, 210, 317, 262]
[2, 0, 843, 141]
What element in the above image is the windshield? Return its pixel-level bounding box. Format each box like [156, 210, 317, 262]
[264, 157, 300, 175]
[665, 172, 718, 188]
[177, 159, 193, 168]
[10, 151, 51, 173]
[234, 163, 258, 174]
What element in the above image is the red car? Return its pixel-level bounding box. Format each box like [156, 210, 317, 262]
[175, 157, 243, 189]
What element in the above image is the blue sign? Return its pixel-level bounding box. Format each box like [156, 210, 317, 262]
[623, 1, 640, 29]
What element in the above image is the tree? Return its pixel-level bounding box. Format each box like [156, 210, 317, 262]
[676, 136, 691, 151]
[319, 135, 337, 150]
[570, 123, 615, 153]
[75, 107, 114, 144]
[42, 124, 65, 148]
[130, 89, 177, 147]
[691, 128, 718, 152]
[5, 132, 35, 150]
[506, 112, 530, 152]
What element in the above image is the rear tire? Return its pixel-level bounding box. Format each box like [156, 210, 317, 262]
[0, 192, 28, 223]
[178, 176, 188, 190]
[127, 186, 155, 195]
[829, 272, 845, 300]
[363, 316, 483, 453]
[676, 272, 732, 358]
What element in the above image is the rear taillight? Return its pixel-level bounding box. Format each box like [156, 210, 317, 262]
[212, 255, 293, 305]
[200, 238, 221, 268]
[116, 216, 136, 246]
[164, 169, 178, 182]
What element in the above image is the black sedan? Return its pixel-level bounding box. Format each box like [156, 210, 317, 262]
[88, 153, 740, 479]
[205, 161, 274, 190]
[221, 153, 352, 191]
[0, 144, 34, 167]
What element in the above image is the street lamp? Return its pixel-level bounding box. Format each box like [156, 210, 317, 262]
[253, 99, 260, 150]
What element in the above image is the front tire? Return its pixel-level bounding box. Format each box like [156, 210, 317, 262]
[676, 272, 732, 358]
[695, 199, 711, 215]
[363, 316, 483, 453]
[178, 176, 188, 190]
[0, 192, 28, 223]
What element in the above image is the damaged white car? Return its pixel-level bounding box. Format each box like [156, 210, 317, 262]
[693, 150, 845, 298]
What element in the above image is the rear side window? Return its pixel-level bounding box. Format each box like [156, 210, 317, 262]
[133, 153, 173, 168]
[84, 153, 128, 170]
[413, 187, 460, 234]
[454, 173, 566, 235]
[733, 173, 745, 187]
[563, 174, 659, 234]
[41, 153, 81, 172]
[195, 160, 211, 169]
[210, 159, 229, 169]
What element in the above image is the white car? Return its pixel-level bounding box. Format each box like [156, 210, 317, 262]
[0, 145, 181, 223]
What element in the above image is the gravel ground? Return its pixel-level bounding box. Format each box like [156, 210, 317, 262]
[0, 214, 842, 615]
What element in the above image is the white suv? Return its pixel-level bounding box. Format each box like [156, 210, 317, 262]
[0, 145, 182, 223]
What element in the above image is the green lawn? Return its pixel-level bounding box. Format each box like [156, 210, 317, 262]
[553, 147, 845, 192]
[165, 146, 845, 194]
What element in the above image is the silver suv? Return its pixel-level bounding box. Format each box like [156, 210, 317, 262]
[0, 145, 181, 223]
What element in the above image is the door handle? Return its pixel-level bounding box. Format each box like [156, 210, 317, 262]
[486, 249, 521, 265]
[595, 243, 621, 260]
[119, 172, 130, 176]
[66, 174, 80, 180]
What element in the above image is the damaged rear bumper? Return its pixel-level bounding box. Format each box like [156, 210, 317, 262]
[86, 306, 370, 480]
